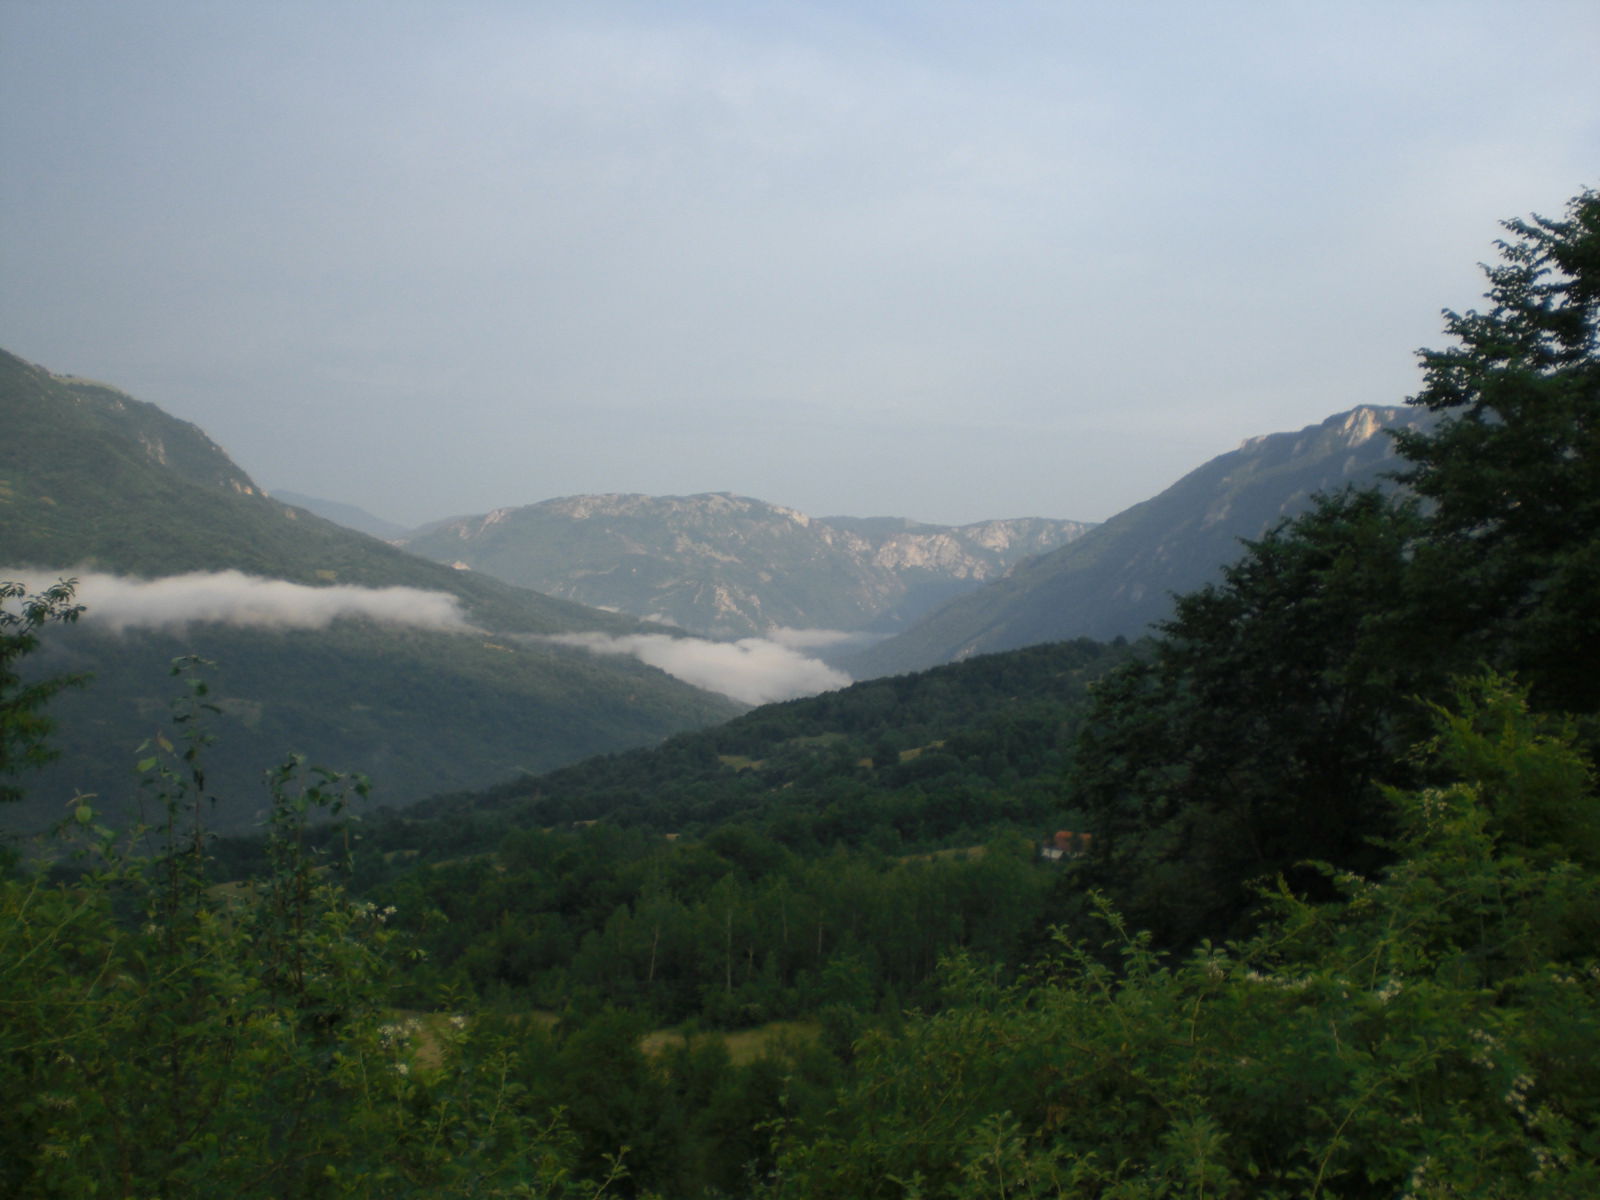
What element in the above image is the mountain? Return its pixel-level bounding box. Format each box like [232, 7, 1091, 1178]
[373, 636, 1130, 849]
[846, 406, 1431, 678]
[270, 489, 409, 540]
[0, 350, 648, 633]
[0, 350, 741, 831]
[400, 492, 1092, 641]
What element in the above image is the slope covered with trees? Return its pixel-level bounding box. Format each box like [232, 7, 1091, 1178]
[301, 638, 1130, 1036]
[397, 636, 1126, 839]
[0, 352, 741, 828]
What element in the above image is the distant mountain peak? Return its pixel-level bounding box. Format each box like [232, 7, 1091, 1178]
[847, 404, 1429, 678]
[400, 493, 1094, 640]
[256, 490, 408, 540]
[1237, 403, 1399, 454]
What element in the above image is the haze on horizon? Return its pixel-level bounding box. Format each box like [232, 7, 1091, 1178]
[2, 1, 1596, 530]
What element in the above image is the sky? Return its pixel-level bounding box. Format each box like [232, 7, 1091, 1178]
[2, 0, 1596, 530]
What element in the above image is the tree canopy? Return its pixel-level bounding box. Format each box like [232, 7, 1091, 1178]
[1069, 189, 1600, 945]
[1393, 188, 1600, 710]
[0, 579, 84, 806]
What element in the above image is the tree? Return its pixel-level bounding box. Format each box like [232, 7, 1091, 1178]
[767, 677, 1600, 1199]
[1066, 188, 1600, 947]
[0, 579, 84, 804]
[1392, 188, 1600, 710]
[1, 651, 618, 1197]
[1068, 489, 1437, 944]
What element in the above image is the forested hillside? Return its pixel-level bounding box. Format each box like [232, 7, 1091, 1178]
[280, 639, 1131, 1032]
[395, 636, 1125, 838]
[0, 352, 742, 828]
[4, 190, 1598, 1197]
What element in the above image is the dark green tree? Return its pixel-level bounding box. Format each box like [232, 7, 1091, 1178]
[1067, 188, 1600, 947]
[0, 579, 84, 805]
[1393, 188, 1600, 710]
[1069, 489, 1435, 944]
[768, 677, 1600, 1199]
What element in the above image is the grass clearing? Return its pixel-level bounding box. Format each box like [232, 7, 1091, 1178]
[641, 1019, 821, 1066]
[392, 1008, 817, 1070]
[898, 844, 987, 864]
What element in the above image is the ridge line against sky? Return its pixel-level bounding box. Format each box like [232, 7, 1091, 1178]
[2, 0, 1596, 528]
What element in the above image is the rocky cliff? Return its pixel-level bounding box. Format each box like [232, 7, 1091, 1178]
[401, 494, 1092, 639]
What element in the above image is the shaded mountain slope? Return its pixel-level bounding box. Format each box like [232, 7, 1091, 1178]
[847, 406, 1430, 678]
[0, 350, 741, 831]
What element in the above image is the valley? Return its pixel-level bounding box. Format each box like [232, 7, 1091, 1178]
[5, 190, 1600, 1198]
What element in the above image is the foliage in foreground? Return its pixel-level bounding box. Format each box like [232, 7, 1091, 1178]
[0, 674, 622, 1200]
[768, 675, 1600, 1198]
[0, 578, 84, 806]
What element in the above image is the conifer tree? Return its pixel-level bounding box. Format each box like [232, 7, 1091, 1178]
[1393, 188, 1600, 709]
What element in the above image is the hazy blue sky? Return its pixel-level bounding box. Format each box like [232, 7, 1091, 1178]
[3, 1, 1596, 527]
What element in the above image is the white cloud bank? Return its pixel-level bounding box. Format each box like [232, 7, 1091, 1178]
[545, 632, 850, 706]
[0, 569, 473, 634]
[2, 569, 850, 705]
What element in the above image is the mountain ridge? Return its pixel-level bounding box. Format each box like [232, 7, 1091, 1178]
[399, 490, 1093, 640]
[0, 349, 742, 831]
[269, 489, 410, 541]
[845, 404, 1431, 678]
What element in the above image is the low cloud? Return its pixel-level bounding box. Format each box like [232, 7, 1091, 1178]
[545, 632, 851, 706]
[1, 569, 473, 634]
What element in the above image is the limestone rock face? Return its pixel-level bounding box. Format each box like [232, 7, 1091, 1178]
[401, 493, 1093, 639]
